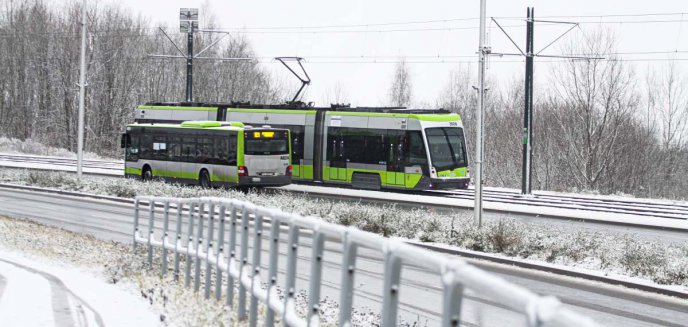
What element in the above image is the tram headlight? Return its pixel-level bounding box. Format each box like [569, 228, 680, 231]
[430, 166, 437, 177]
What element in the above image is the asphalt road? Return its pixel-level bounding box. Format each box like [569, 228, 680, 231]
[0, 187, 686, 326]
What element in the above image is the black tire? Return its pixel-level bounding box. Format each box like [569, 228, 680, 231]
[199, 170, 211, 189]
[142, 166, 153, 181]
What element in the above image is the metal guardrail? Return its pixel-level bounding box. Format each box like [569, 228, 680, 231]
[132, 196, 598, 327]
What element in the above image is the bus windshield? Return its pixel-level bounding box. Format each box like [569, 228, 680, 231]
[425, 127, 467, 171]
[244, 130, 289, 155]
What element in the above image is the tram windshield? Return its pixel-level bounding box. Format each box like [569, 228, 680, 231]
[425, 127, 467, 171]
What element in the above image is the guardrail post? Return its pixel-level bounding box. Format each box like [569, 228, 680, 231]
[265, 213, 281, 327]
[339, 232, 358, 327]
[441, 266, 464, 327]
[249, 213, 264, 327]
[307, 227, 326, 326]
[282, 223, 300, 324]
[133, 198, 140, 251]
[238, 205, 250, 320]
[147, 199, 155, 266]
[381, 248, 402, 327]
[227, 205, 239, 307]
[204, 203, 216, 300]
[161, 201, 170, 277]
[194, 202, 205, 292]
[185, 202, 196, 288]
[215, 205, 226, 301]
[173, 202, 183, 281]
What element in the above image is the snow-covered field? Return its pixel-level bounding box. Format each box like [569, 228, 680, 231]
[0, 137, 110, 161]
[1, 167, 687, 290]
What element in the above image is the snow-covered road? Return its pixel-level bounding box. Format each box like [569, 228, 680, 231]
[0, 250, 158, 327]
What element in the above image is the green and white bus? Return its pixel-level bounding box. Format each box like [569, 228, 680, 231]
[136, 103, 469, 190]
[121, 120, 292, 188]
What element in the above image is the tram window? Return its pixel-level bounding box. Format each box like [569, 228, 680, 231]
[407, 131, 427, 165]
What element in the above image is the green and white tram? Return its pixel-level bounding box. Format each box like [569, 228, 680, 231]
[121, 120, 292, 188]
[136, 103, 469, 190]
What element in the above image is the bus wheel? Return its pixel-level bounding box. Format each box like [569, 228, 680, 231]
[199, 170, 211, 189]
[142, 166, 153, 181]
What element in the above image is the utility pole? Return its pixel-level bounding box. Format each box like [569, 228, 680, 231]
[474, 0, 488, 227]
[521, 7, 534, 195]
[76, 0, 87, 179]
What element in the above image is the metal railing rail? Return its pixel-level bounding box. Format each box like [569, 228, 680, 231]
[132, 196, 598, 327]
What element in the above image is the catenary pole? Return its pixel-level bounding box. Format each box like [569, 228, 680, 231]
[521, 7, 534, 195]
[77, 0, 87, 179]
[186, 23, 194, 102]
[474, 0, 487, 227]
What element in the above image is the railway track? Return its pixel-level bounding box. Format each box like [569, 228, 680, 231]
[1, 152, 687, 222]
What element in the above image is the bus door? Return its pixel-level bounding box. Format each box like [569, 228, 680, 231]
[386, 130, 406, 187]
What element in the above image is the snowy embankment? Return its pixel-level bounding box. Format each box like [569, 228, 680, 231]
[0, 215, 385, 326]
[0, 216, 234, 326]
[0, 137, 109, 160]
[1, 168, 687, 291]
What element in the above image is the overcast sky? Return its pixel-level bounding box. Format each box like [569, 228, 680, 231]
[76, 0, 687, 107]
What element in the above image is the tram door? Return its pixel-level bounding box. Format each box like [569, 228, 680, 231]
[386, 130, 406, 187]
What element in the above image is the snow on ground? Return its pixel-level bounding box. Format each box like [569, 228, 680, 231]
[0, 250, 159, 327]
[0, 215, 238, 326]
[0, 137, 110, 160]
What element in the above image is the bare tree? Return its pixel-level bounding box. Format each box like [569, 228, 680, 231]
[549, 29, 639, 191]
[388, 57, 411, 107]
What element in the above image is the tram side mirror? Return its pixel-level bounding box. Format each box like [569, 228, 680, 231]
[120, 133, 130, 148]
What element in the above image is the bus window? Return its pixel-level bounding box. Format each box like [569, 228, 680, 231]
[197, 137, 213, 163]
[140, 134, 153, 159]
[152, 135, 167, 160]
[125, 133, 139, 162]
[168, 136, 181, 161]
[181, 135, 196, 162]
[228, 135, 237, 165]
